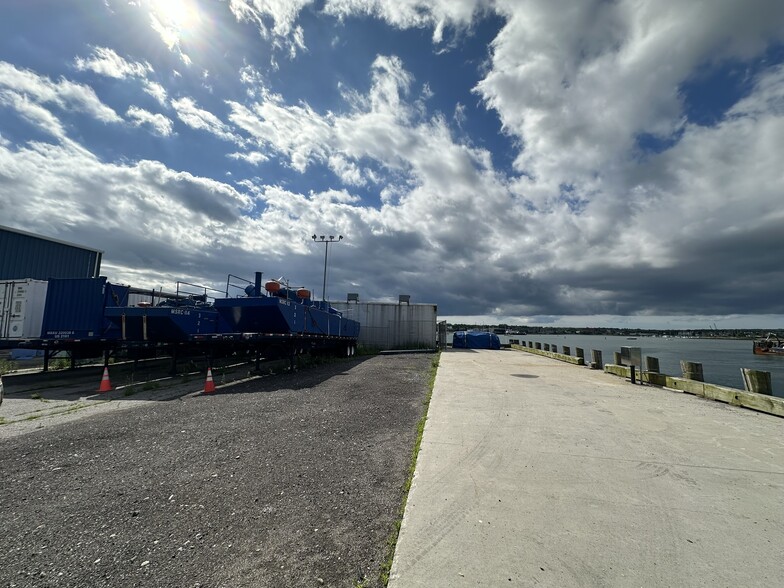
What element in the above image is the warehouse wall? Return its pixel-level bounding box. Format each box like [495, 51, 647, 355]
[0, 226, 102, 280]
[331, 301, 437, 350]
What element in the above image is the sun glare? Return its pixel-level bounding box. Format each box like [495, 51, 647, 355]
[150, 0, 201, 32]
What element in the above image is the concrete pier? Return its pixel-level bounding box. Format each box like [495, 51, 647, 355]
[390, 349, 784, 587]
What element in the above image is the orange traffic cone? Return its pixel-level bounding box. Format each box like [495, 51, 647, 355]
[204, 368, 216, 394]
[98, 367, 112, 393]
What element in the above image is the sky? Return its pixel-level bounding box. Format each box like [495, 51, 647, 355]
[1, 0, 783, 330]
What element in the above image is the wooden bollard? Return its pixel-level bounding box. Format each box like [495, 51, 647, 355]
[528, 341, 533, 348]
[614, 351, 622, 365]
[563, 345, 570, 355]
[535, 342, 542, 350]
[590, 349, 602, 370]
[680, 361, 704, 382]
[543, 344, 550, 351]
[575, 347, 584, 361]
[741, 368, 772, 395]
[646, 356, 660, 373]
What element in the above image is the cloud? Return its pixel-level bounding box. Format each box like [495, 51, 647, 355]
[171, 97, 240, 142]
[0, 61, 121, 124]
[0, 139, 258, 286]
[0, 90, 67, 138]
[74, 46, 153, 79]
[227, 0, 312, 58]
[126, 106, 174, 136]
[323, 0, 484, 43]
[143, 81, 168, 106]
[227, 150, 268, 165]
[3, 2, 784, 323]
[473, 0, 784, 208]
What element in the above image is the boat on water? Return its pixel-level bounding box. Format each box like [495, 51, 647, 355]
[753, 333, 784, 356]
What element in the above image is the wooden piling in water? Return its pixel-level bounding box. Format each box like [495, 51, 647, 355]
[551, 344, 558, 353]
[563, 345, 570, 356]
[646, 356, 660, 373]
[575, 347, 584, 361]
[741, 368, 772, 395]
[543, 343, 550, 351]
[590, 349, 603, 370]
[535, 342, 542, 350]
[614, 351, 622, 365]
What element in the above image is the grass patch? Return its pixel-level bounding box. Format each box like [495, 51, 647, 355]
[378, 351, 440, 585]
[1, 358, 18, 375]
[0, 417, 7, 425]
[356, 345, 382, 356]
[22, 402, 93, 422]
[49, 358, 70, 371]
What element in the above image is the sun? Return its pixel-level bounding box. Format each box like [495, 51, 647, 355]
[149, 0, 201, 32]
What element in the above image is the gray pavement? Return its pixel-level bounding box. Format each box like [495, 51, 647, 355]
[389, 348, 784, 587]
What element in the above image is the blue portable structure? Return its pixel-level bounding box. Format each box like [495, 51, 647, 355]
[214, 287, 359, 338]
[103, 275, 360, 349]
[41, 277, 129, 342]
[104, 300, 219, 342]
[452, 331, 501, 350]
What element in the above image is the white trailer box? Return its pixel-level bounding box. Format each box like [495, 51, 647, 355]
[0, 279, 49, 339]
[332, 300, 437, 350]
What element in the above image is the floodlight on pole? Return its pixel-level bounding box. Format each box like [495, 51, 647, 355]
[312, 234, 343, 301]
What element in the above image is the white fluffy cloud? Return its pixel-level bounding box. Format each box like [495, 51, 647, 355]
[475, 0, 784, 207]
[74, 46, 152, 79]
[126, 106, 174, 136]
[323, 0, 483, 43]
[2, 1, 784, 321]
[171, 97, 240, 142]
[227, 0, 311, 57]
[0, 61, 121, 124]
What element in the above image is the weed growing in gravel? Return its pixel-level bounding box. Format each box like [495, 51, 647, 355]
[30, 392, 42, 400]
[50, 358, 69, 371]
[356, 345, 381, 356]
[378, 351, 440, 585]
[0, 358, 17, 375]
[0, 417, 6, 425]
[123, 386, 138, 397]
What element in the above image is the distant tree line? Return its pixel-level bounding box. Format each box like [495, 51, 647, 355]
[445, 324, 772, 339]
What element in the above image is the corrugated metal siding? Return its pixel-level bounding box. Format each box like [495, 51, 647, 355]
[332, 302, 437, 350]
[0, 226, 102, 280]
[41, 278, 127, 340]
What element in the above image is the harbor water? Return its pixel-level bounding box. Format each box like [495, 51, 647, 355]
[498, 334, 784, 398]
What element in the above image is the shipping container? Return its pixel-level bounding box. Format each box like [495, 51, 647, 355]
[41, 277, 129, 341]
[331, 300, 437, 350]
[0, 224, 102, 281]
[0, 279, 49, 339]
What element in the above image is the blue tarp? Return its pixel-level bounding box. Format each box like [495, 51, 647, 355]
[452, 331, 501, 350]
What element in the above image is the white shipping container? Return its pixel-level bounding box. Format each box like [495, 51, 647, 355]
[0, 279, 49, 339]
[332, 300, 438, 350]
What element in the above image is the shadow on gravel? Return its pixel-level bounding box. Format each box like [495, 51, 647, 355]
[203, 356, 376, 396]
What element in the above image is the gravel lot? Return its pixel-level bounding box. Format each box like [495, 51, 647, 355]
[0, 354, 435, 588]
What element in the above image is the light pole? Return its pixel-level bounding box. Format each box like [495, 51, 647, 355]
[312, 234, 343, 301]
